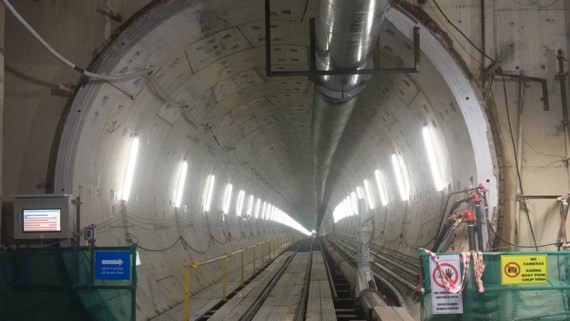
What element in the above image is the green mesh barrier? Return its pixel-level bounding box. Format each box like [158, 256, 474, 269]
[0, 246, 137, 321]
[419, 251, 570, 321]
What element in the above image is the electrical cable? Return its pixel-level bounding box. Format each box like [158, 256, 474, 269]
[210, 232, 228, 245]
[430, 193, 453, 248]
[182, 237, 211, 255]
[1, 0, 149, 81]
[487, 218, 557, 249]
[524, 137, 565, 158]
[128, 232, 212, 254]
[130, 235, 182, 252]
[135, 240, 181, 252]
[431, 0, 497, 64]
[512, 0, 559, 9]
[147, 74, 190, 108]
[501, 74, 539, 251]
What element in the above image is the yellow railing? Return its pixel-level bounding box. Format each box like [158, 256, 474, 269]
[182, 235, 294, 321]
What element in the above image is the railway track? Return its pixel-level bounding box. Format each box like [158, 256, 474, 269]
[194, 238, 368, 321]
[327, 234, 420, 300]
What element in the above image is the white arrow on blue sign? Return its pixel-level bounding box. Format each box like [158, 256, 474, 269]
[95, 251, 131, 281]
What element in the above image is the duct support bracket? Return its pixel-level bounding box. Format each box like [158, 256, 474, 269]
[264, 0, 421, 81]
[492, 68, 550, 111]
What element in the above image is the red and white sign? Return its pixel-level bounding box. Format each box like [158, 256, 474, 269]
[429, 255, 463, 315]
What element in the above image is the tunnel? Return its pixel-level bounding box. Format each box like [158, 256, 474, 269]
[5, 0, 570, 321]
[46, 0, 497, 318]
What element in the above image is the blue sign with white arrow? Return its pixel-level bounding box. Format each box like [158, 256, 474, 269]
[95, 251, 131, 281]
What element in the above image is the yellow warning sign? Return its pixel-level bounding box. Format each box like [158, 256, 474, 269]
[501, 254, 548, 285]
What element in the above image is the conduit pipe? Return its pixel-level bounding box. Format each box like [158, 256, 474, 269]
[313, 0, 391, 228]
[322, 238, 388, 320]
[1, 0, 148, 81]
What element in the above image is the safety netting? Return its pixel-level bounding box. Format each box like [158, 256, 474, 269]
[420, 250, 570, 321]
[0, 246, 137, 321]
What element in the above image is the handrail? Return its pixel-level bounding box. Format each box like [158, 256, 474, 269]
[182, 234, 294, 321]
[193, 239, 275, 267]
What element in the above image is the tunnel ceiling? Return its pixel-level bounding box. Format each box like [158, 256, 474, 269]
[55, 0, 497, 231]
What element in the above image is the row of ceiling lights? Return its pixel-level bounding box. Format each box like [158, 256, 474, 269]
[117, 136, 310, 235]
[333, 126, 446, 223]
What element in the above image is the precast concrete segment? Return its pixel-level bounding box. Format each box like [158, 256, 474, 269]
[385, 8, 498, 219]
[48, 1, 498, 318]
[54, 0, 200, 193]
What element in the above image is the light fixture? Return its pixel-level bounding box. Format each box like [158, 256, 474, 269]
[422, 126, 445, 191]
[254, 199, 261, 218]
[236, 190, 245, 216]
[392, 154, 410, 201]
[342, 199, 349, 219]
[374, 169, 389, 206]
[202, 174, 215, 212]
[121, 136, 140, 202]
[363, 179, 375, 210]
[222, 183, 233, 214]
[261, 202, 267, 219]
[173, 161, 188, 207]
[246, 195, 254, 216]
[350, 192, 358, 215]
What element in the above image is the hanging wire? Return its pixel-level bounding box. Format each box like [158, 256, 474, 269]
[182, 237, 211, 255]
[486, 218, 555, 249]
[1, 0, 150, 81]
[501, 74, 539, 251]
[524, 137, 566, 158]
[512, 0, 559, 9]
[431, 0, 498, 64]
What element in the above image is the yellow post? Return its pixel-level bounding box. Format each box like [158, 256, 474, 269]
[222, 256, 228, 301]
[240, 250, 245, 285]
[253, 246, 257, 273]
[261, 243, 265, 266]
[184, 265, 191, 321]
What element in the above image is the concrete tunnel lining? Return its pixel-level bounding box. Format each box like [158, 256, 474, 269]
[48, 0, 498, 317]
[54, 0, 498, 226]
[321, 9, 497, 240]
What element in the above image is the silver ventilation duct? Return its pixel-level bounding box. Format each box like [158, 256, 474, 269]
[313, 0, 390, 228]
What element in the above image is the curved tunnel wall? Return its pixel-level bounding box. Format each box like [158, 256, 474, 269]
[322, 9, 497, 250]
[52, 0, 497, 318]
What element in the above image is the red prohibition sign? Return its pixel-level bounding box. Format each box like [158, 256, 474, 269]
[504, 262, 521, 278]
[432, 263, 459, 288]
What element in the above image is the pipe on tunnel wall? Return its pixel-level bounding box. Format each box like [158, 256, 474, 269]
[312, 0, 391, 228]
[312, 95, 357, 220]
[322, 238, 388, 320]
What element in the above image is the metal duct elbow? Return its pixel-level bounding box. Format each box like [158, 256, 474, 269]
[313, 0, 390, 227]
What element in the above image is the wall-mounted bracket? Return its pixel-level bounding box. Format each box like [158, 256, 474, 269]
[495, 68, 550, 111]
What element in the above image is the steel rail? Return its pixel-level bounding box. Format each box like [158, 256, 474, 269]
[330, 238, 417, 291]
[240, 239, 310, 321]
[294, 238, 315, 321]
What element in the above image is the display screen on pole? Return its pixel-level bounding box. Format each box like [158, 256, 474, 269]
[23, 209, 62, 232]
